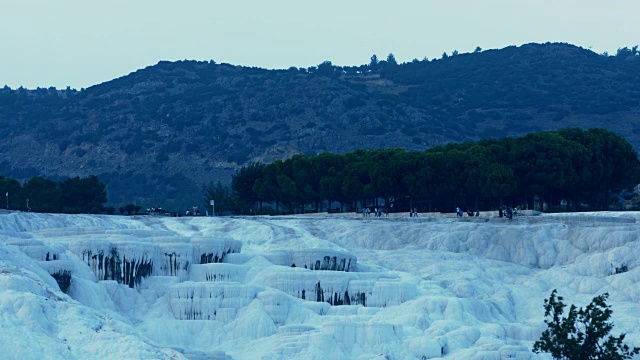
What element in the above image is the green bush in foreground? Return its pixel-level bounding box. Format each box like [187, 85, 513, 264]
[533, 290, 639, 359]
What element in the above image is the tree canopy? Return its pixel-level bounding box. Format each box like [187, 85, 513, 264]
[229, 129, 640, 214]
[533, 290, 640, 359]
[0, 175, 108, 214]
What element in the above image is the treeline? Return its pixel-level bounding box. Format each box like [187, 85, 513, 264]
[293, 44, 640, 78]
[0, 175, 107, 214]
[225, 129, 640, 214]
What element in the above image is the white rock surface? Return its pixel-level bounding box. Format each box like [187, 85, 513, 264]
[0, 212, 639, 359]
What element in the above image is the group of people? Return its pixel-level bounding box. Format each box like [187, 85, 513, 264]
[185, 205, 202, 216]
[145, 206, 164, 214]
[361, 207, 389, 217]
[498, 206, 518, 220]
[358, 206, 521, 219]
[456, 207, 480, 217]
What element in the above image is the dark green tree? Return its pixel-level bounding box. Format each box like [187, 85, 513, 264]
[23, 176, 62, 213]
[231, 162, 264, 212]
[0, 176, 25, 210]
[215, 128, 640, 215]
[370, 54, 379, 68]
[533, 290, 640, 359]
[616, 47, 633, 59]
[368, 149, 405, 206]
[289, 154, 319, 212]
[317, 61, 338, 77]
[386, 53, 397, 66]
[315, 154, 346, 212]
[61, 175, 107, 213]
[509, 132, 579, 209]
[474, 46, 482, 53]
[204, 181, 235, 215]
[556, 128, 640, 209]
[416, 158, 436, 211]
[478, 164, 517, 205]
[253, 161, 283, 213]
[341, 161, 369, 210]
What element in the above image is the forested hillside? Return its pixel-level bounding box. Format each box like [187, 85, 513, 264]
[1, 42, 639, 208]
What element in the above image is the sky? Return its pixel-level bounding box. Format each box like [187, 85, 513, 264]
[1, 0, 638, 89]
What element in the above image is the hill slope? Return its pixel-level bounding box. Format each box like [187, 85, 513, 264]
[1, 42, 640, 208]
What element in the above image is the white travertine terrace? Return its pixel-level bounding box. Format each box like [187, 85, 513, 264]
[0, 211, 639, 359]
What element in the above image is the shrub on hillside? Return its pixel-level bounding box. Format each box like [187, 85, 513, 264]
[533, 290, 639, 359]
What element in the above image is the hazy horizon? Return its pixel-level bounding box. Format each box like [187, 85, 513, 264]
[2, 0, 638, 89]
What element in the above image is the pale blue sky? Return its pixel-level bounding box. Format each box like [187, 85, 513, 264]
[1, 0, 638, 89]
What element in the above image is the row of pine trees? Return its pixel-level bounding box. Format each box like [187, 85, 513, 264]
[222, 128, 640, 214]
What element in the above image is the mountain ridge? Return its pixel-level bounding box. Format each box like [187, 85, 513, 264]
[1, 42, 639, 208]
